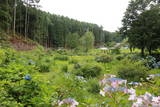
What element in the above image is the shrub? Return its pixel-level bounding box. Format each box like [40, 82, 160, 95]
[117, 60, 148, 82]
[54, 55, 69, 61]
[87, 79, 100, 94]
[74, 63, 82, 69]
[38, 64, 50, 72]
[69, 59, 78, 64]
[142, 55, 160, 69]
[111, 48, 120, 54]
[56, 49, 68, 55]
[116, 55, 124, 61]
[61, 65, 68, 73]
[129, 54, 142, 62]
[95, 55, 112, 63]
[76, 64, 102, 78]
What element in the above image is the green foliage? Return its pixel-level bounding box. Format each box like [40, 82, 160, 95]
[0, 49, 42, 106]
[116, 55, 124, 61]
[50, 72, 89, 106]
[142, 55, 160, 69]
[79, 31, 95, 52]
[111, 48, 121, 54]
[95, 55, 113, 63]
[86, 79, 100, 94]
[0, 0, 11, 31]
[66, 33, 80, 49]
[117, 60, 148, 82]
[56, 49, 68, 55]
[38, 64, 50, 72]
[74, 63, 82, 69]
[121, 0, 160, 55]
[1, 46, 160, 106]
[75, 64, 102, 78]
[54, 55, 69, 61]
[61, 64, 68, 73]
[69, 59, 78, 64]
[0, 0, 109, 48]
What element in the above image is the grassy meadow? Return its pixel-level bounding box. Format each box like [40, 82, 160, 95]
[0, 47, 160, 107]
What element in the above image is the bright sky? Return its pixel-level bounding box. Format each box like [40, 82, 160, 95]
[39, 0, 130, 32]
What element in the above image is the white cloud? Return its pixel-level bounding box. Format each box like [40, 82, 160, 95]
[39, 0, 129, 32]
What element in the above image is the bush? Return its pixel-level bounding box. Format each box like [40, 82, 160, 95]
[142, 55, 160, 69]
[87, 79, 100, 94]
[116, 55, 124, 61]
[38, 64, 50, 72]
[56, 49, 68, 55]
[74, 63, 82, 69]
[76, 64, 102, 78]
[117, 60, 148, 82]
[54, 55, 69, 61]
[61, 65, 68, 73]
[111, 48, 120, 54]
[95, 55, 112, 63]
[129, 54, 142, 62]
[69, 59, 78, 64]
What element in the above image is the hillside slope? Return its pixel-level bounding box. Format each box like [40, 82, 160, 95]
[0, 32, 37, 51]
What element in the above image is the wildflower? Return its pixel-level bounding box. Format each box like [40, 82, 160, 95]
[111, 81, 118, 88]
[24, 74, 31, 80]
[123, 88, 128, 93]
[118, 87, 128, 93]
[128, 88, 136, 95]
[104, 74, 116, 78]
[143, 92, 152, 101]
[100, 90, 105, 97]
[58, 98, 79, 107]
[129, 94, 136, 101]
[136, 98, 143, 104]
[132, 97, 143, 107]
[128, 82, 142, 87]
[28, 59, 36, 65]
[152, 96, 160, 103]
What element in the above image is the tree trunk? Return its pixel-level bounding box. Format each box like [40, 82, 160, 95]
[148, 47, 152, 55]
[13, 0, 16, 36]
[141, 47, 145, 56]
[25, 0, 28, 39]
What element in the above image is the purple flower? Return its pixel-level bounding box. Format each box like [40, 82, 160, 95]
[59, 98, 79, 107]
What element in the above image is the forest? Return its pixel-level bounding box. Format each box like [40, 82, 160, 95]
[0, 0, 122, 48]
[0, 0, 160, 107]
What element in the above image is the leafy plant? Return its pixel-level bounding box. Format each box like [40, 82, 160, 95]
[111, 48, 120, 54]
[142, 55, 160, 69]
[117, 60, 148, 82]
[54, 55, 69, 61]
[61, 64, 68, 73]
[76, 64, 102, 78]
[95, 55, 113, 63]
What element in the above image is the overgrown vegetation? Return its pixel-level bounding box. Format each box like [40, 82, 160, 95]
[0, 48, 159, 106]
[0, 0, 160, 106]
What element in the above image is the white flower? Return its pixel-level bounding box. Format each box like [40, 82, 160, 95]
[58, 98, 79, 107]
[104, 74, 116, 78]
[136, 98, 143, 104]
[143, 92, 152, 101]
[128, 88, 136, 95]
[129, 94, 137, 101]
[151, 103, 160, 107]
[152, 96, 160, 103]
[100, 90, 105, 97]
[132, 98, 143, 107]
[132, 102, 141, 107]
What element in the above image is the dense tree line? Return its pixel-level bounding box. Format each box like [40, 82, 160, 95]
[121, 0, 160, 55]
[0, 0, 122, 48]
